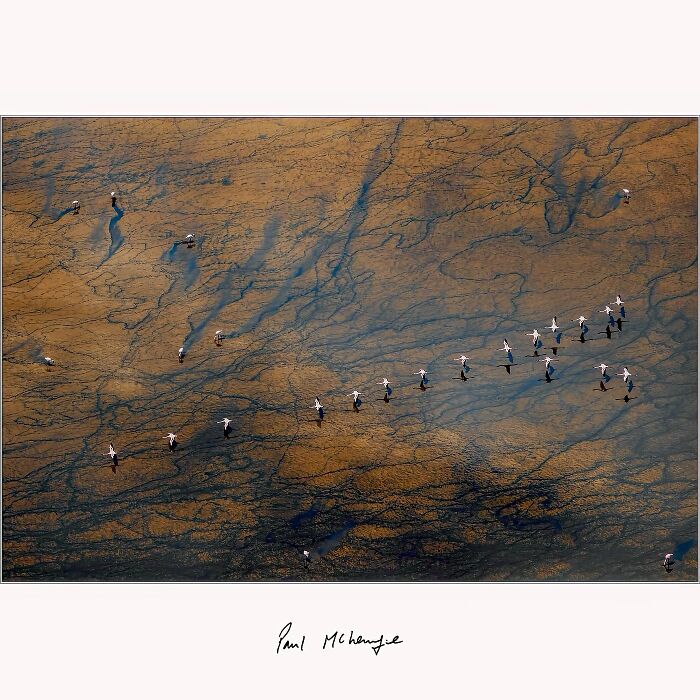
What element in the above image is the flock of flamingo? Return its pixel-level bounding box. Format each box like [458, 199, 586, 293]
[41, 189, 641, 467]
[36, 184, 668, 569]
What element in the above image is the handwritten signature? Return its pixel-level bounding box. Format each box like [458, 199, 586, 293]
[277, 621, 403, 656]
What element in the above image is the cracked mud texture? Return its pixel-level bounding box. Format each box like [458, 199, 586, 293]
[2, 117, 697, 581]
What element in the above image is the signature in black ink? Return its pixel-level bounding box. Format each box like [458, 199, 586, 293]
[277, 621, 306, 654]
[323, 629, 403, 656]
[277, 622, 403, 656]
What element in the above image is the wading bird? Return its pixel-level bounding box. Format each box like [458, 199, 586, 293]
[540, 356, 556, 370]
[594, 363, 609, 376]
[312, 397, 324, 420]
[217, 418, 232, 438]
[347, 390, 363, 410]
[613, 294, 626, 318]
[526, 329, 540, 346]
[547, 318, 561, 354]
[414, 369, 428, 388]
[618, 367, 633, 384]
[377, 377, 392, 400]
[454, 355, 471, 369]
[178, 347, 185, 363]
[599, 305, 615, 322]
[103, 443, 118, 472]
[454, 357, 471, 380]
[163, 433, 177, 451]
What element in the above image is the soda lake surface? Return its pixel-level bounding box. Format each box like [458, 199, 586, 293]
[2, 117, 697, 580]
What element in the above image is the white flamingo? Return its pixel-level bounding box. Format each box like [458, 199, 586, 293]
[347, 390, 363, 405]
[103, 443, 118, 471]
[526, 329, 540, 345]
[217, 417, 232, 431]
[618, 367, 633, 383]
[498, 340, 513, 354]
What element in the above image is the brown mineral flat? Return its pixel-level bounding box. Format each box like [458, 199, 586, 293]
[2, 117, 697, 581]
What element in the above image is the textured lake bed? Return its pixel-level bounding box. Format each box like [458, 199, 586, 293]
[2, 117, 697, 580]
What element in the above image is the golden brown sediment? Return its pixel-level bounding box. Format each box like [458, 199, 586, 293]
[2, 117, 697, 580]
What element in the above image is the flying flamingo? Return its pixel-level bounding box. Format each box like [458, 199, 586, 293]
[163, 433, 178, 451]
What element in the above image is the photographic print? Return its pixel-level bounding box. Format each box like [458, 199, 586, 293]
[2, 117, 697, 581]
